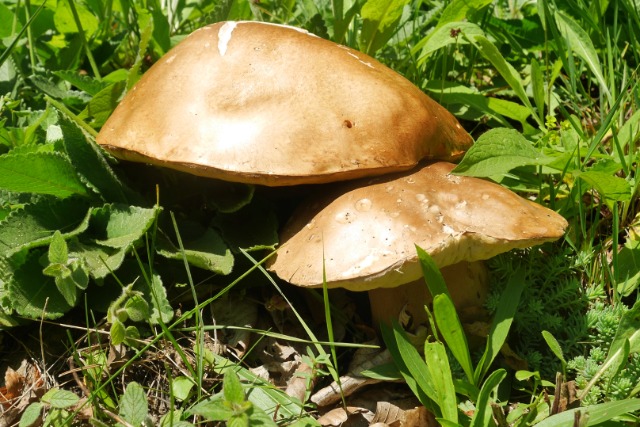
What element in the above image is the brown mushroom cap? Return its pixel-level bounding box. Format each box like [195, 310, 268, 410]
[96, 21, 473, 186]
[268, 162, 568, 290]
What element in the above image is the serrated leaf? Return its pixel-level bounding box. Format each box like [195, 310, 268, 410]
[0, 152, 88, 197]
[92, 204, 160, 249]
[57, 114, 130, 203]
[19, 402, 43, 427]
[7, 253, 72, 318]
[41, 388, 80, 409]
[144, 274, 173, 324]
[68, 239, 127, 279]
[125, 295, 150, 322]
[48, 231, 68, 264]
[224, 369, 246, 405]
[83, 81, 126, 128]
[0, 197, 91, 257]
[119, 382, 149, 426]
[52, 70, 109, 96]
[157, 218, 233, 275]
[452, 128, 552, 177]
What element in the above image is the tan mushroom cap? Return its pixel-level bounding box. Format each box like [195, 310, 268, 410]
[268, 162, 568, 290]
[96, 21, 473, 186]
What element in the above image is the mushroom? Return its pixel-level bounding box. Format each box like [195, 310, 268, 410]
[267, 162, 568, 326]
[96, 21, 472, 186]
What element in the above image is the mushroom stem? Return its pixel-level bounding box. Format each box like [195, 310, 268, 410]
[368, 261, 489, 329]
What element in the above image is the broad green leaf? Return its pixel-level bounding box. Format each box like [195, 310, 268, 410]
[608, 300, 640, 362]
[41, 388, 80, 409]
[48, 231, 68, 264]
[143, 274, 174, 324]
[91, 204, 160, 249]
[157, 219, 233, 275]
[54, 273, 79, 306]
[452, 128, 552, 177]
[53, 1, 99, 36]
[425, 81, 530, 127]
[0, 152, 88, 198]
[555, 11, 611, 102]
[57, 115, 130, 203]
[419, 22, 484, 60]
[465, 35, 539, 125]
[469, 369, 506, 427]
[614, 242, 640, 297]
[7, 251, 71, 319]
[575, 171, 632, 208]
[189, 398, 234, 421]
[68, 240, 128, 279]
[360, 0, 409, 55]
[119, 382, 149, 426]
[0, 197, 91, 257]
[171, 377, 195, 402]
[224, 369, 246, 405]
[433, 293, 474, 384]
[423, 342, 457, 423]
[475, 268, 525, 383]
[437, 0, 492, 27]
[53, 70, 109, 96]
[19, 402, 43, 427]
[82, 81, 126, 128]
[535, 399, 640, 426]
[110, 318, 126, 345]
[7, 250, 71, 319]
[124, 295, 150, 322]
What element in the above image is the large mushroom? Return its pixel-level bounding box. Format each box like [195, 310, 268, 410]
[268, 162, 568, 326]
[96, 21, 472, 186]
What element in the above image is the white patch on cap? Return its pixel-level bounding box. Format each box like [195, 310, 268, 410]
[338, 45, 374, 68]
[218, 21, 238, 56]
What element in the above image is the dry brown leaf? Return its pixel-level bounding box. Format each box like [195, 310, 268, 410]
[0, 360, 47, 427]
[317, 406, 372, 427]
[285, 360, 314, 402]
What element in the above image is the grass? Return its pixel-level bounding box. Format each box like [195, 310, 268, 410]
[0, 0, 639, 425]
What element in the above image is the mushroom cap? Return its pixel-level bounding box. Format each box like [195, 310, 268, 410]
[268, 162, 568, 290]
[96, 21, 473, 186]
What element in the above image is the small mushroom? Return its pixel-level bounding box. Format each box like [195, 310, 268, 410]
[268, 162, 568, 326]
[97, 21, 472, 186]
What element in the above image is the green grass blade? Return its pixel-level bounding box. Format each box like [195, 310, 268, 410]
[469, 369, 506, 427]
[380, 321, 437, 410]
[433, 293, 474, 385]
[424, 341, 458, 424]
[535, 399, 640, 426]
[474, 267, 525, 383]
[555, 11, 611, 103]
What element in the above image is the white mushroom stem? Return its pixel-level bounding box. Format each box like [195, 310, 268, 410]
[367, 261, 489, 328]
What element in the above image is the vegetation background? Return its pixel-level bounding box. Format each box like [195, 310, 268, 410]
[0, 0, 640, 425]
